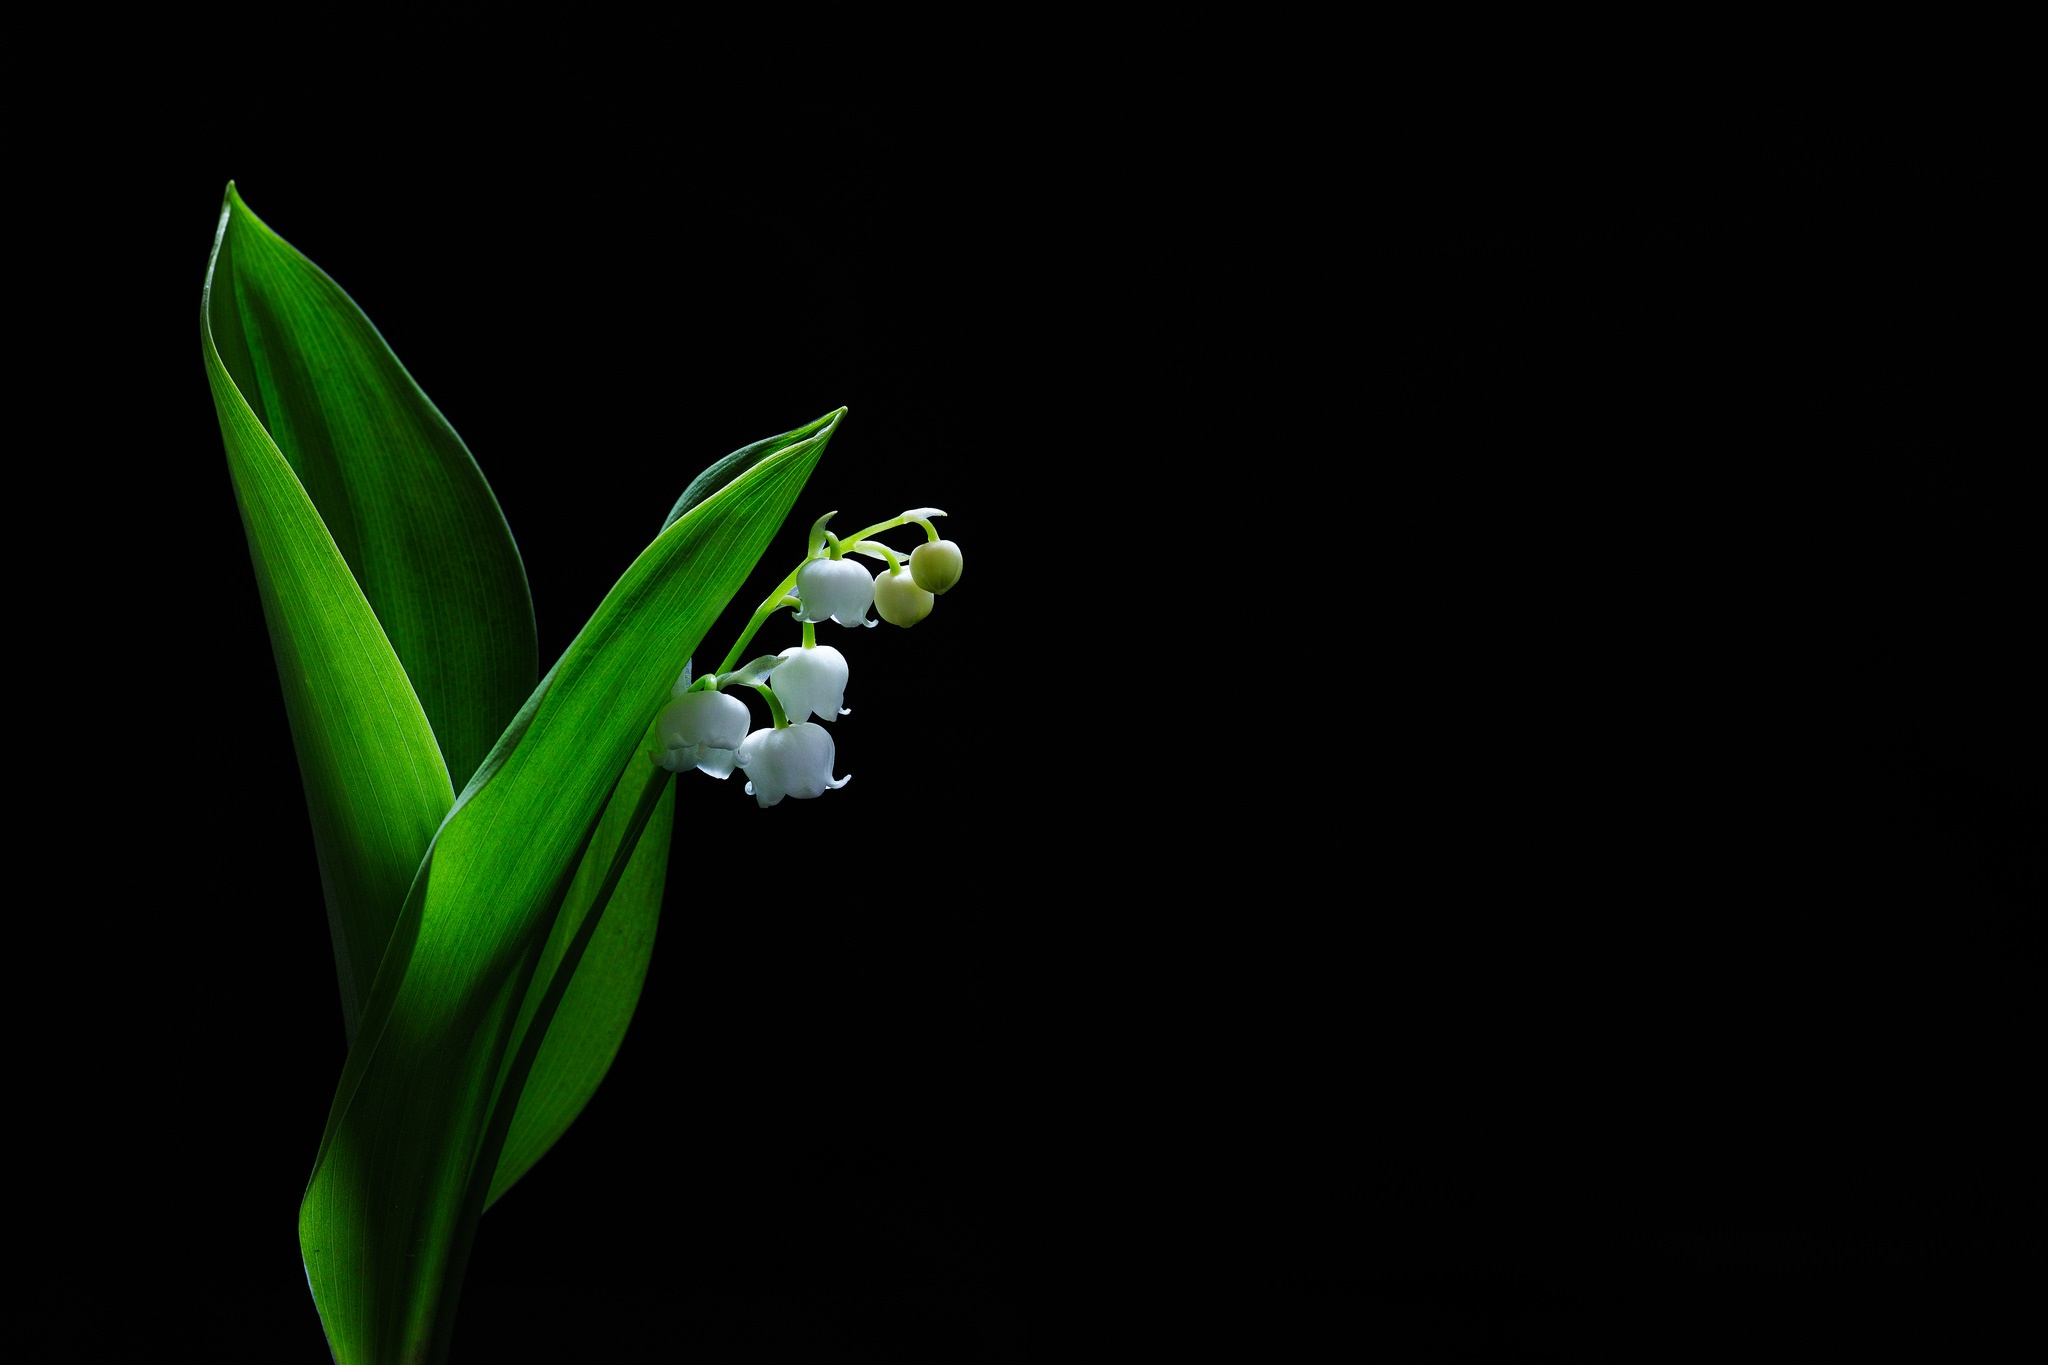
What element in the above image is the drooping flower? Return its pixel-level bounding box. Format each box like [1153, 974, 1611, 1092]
[655, 688, 752, 778]
[735, 722, 849, 806]
[794, 556, 876, 627]
[909, 539, 963, 594]
[873, 566, 933, 627]
[773, 644, 851, 723]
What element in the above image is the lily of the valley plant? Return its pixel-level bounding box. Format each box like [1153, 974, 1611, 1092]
[200, 183, 964, 1363]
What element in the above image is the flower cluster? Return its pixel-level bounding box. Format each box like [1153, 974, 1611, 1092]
[655, 508, 963, 807]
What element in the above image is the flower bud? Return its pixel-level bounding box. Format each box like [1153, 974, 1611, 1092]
[909, 539, 963, 594]
[873, 567, 934, 627]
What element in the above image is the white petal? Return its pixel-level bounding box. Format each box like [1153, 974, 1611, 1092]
[660, 690, 752, 751]
[773, 645, 850, 724]
[736, 722, 844, 804]
[735, 726, 772, 768]
[796, 557, 874, 627]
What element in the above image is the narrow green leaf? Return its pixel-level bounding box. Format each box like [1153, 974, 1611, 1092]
[484, 714, 674, 1207]
[211, 183, 537, 796]
[301, 412, 840, 1364]
[723, 653, 788, 686]
[202, 191, 455, 1040]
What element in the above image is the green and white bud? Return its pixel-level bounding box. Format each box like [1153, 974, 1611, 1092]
[909, 539, 963, 594]
[874, 567, 934, 627]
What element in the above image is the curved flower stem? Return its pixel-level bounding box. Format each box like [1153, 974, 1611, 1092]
[844, 507, 945, 545]
[751, 681, 790, 729]
[713, 509, 945, 675]
[852, 540, 903, 574]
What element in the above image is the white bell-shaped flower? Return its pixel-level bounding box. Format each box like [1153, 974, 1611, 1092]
[773, 644, 851, 723]
[655, 688, 752, 779]
[794, 556, 876, 627]
[735, 722, 850, 807]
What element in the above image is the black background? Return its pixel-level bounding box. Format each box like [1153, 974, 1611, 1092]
[1375, 122, 2029, 1352]
[36, 85, 2028, 1360]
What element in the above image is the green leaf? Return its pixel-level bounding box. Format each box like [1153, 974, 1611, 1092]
[488, 417, 850, 1206]
[202, 189, 457, 1040]
[483, 711, 673, 1207]
[660, 407, 841, 533]
[208, 183, 537, 800]
[300, 411, 840, 1364]
[722, 653, 789, 686]
[208, 179, 814, 1216]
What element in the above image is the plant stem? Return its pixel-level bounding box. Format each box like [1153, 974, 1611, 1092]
[715, 578, 803, 674]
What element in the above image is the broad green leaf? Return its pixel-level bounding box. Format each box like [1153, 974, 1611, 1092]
[204, 180, 838, 1353]
[301, 412, 840, 1364]
[210, 175, 822, 1217]
[208, 182, 682, 1183]
[486, 411, 845, 1205]
[209, 184, 536, 797]
[202, 192, 456, 1040]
